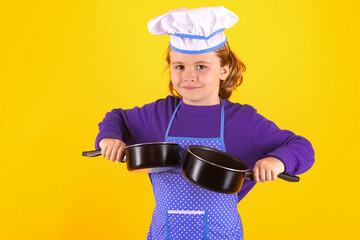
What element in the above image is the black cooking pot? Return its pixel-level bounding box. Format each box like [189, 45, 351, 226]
[82, 142, 180, 173]
[183, 145, 300, 194]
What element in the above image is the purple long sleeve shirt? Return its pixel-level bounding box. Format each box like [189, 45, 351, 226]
[95, 96, 315, 202]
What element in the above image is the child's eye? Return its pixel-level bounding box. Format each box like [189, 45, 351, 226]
[197, 65, 207, 70]
[175, 65, 184, 70]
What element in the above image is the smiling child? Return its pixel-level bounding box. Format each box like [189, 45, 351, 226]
[94, 6, 315, 239]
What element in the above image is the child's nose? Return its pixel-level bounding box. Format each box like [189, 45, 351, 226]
[184, 69, 196, 81]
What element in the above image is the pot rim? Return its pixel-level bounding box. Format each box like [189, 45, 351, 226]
[187, 145, 250, 173]
[125, 142, 179, 149]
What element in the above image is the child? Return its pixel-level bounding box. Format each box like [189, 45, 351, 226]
[94, 6, 315, 239]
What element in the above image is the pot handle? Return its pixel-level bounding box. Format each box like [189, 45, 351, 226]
[277, 173, 300, 182]
[244, 172, 300, 182]
[82, 150, 101, 157]
[82, 150, 126, 162]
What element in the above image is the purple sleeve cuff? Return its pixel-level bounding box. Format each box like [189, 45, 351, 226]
[252, 110, 315, 176]
[265, 136, 315, 175]
[94, 108, 127, 150]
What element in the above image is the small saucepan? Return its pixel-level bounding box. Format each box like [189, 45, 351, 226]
[183, 145, 300, 194]
[82, 142, 180, 173]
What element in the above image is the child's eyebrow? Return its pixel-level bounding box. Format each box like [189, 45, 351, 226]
[171, 61, 211, 65]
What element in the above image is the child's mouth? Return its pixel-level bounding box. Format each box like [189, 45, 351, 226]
[182, 86, 200, 90]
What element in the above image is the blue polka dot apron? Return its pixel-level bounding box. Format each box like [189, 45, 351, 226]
[147, 100, 243, 240]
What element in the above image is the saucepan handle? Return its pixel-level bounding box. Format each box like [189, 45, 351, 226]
[82, 150, 101, 157]
[277, 173, 300, 182]
[82, 150, 126, 162]
[244, 172, 299, 182]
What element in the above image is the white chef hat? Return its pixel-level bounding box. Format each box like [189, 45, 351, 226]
[147, 6, 239, 54]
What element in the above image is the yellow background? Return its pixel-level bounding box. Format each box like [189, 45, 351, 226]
[1, 0, 359, 239]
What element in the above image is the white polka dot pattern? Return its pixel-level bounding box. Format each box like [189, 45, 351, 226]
[146, 138, 244, 240]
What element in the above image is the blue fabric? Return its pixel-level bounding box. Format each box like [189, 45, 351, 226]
[169, 38, 228, 54]
[168, 28, 226, 40]
[147, 99, 243, 240]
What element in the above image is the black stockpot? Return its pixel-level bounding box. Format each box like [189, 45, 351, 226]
[183, 145, 300, 194]
[82, 142, 180, 173]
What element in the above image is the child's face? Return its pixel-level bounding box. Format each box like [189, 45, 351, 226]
[169, 50, 229, 106]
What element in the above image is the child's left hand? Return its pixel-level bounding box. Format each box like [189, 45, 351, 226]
[252, 157, 285, 183]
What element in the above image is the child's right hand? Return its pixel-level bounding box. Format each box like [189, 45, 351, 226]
[99, 138, 126, 163]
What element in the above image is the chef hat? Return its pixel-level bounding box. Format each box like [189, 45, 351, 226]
[147, 6, 239, 54]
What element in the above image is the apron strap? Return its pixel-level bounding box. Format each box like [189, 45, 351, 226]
[220, 99, 226, 152]
[165, 99, 183, 140]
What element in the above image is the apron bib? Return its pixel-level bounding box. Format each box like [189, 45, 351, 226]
[147, 100, 243, 240]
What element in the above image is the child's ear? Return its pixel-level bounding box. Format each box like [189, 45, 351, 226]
[220, 65, 230, 81]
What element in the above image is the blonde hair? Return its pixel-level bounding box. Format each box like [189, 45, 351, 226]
[163, 42, 246, 99]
